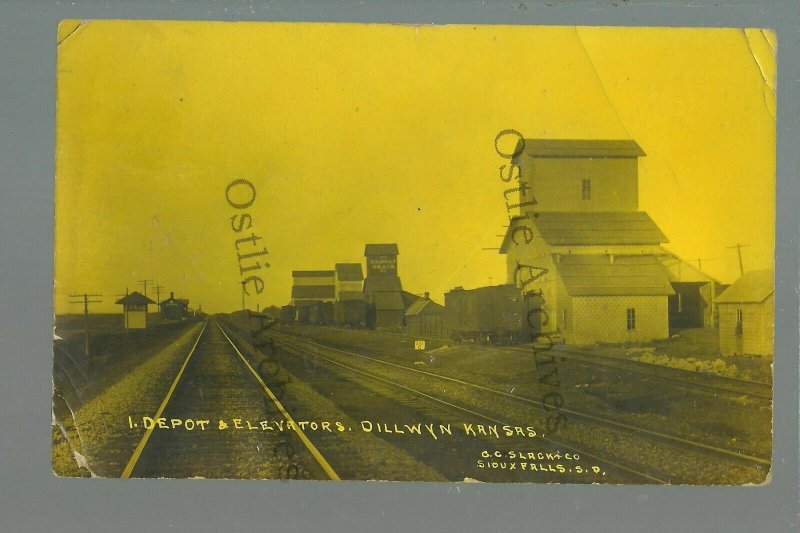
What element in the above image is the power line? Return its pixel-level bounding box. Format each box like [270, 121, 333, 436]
[137, 279, 155, 308]
[152, 283, 165, 305]
[68, 293, 102, 357]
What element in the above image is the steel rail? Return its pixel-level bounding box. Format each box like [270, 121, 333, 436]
[273, 330, 771, 468]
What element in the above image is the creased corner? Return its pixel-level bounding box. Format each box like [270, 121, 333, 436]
[57, 19, 88, 47]
[742, 28, 777, 119]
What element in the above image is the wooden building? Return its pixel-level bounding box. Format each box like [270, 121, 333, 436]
[291, 270, 335, 305]
[405, 294, 445, 337]
[500, 211, 671, 343]
[363, 243, 407, 328]
[716, 270, 774, 356]
[115, 291, 155, 330]
[499, 138, 675, 345]
[371, 292, 406, 329]
[555, 255, 673, 345]
[510, 139, 645, 215]
[334, 263, 364, 301]
[159, 292, 189, 321]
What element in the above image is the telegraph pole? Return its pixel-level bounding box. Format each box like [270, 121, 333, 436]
[152, 283, 165, 305]
[69, 293, 102, 358]
[137, 279, 155, 311]
[726, 243, 750, 277]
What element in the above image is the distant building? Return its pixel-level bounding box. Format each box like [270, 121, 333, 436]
[334, 263, 364, 301]
[371, 292, 406, 329]
[716, 270, 774, 356]
[115, 291, 155, 330]
[405, 293, 445, 337]
[159, 292, 189, 321]
[363, 243, 406, 328]
[291, 270, 335, 306]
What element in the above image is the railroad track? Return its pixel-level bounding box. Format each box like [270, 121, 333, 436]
[120, 320, 339, 480]
[290, 326, 772, 402]
[284, 326, 772, 403]
[271, 329, 771, 482]
[264, 331, 668, 484]
[515, 344, 772, 402]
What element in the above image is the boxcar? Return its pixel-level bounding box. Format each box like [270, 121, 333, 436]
[309, 301, 335, 325]
[295, 305, 312, 325]
[334, 299, 368, 328]
[279, 305, 295, 325]
[444, 284, 534, 344]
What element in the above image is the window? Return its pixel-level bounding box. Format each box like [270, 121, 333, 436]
[626, 308, 636, 331]
[735, 308, 743, 336]
[581, 179, 591, 200]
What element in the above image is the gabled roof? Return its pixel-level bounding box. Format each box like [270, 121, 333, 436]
[292, 270, 335, 278]
[400, 290, 419, 308]
[335, 263, 364, 281]
[405, 298, 445, 316]
[373, 291, 406, 311]
[365, 243, 399, 256]
[363, 276, 403, 293]
[291, 285, 335, 299]
[513, 139, 645, 159]
[115, 291, 156, 305]
[657, 251, 722, 284]
[716, 270, 774, 304]
[160, 297, 189, 307]
[500, 212, 668, 252]
[556, 255, 675, 297]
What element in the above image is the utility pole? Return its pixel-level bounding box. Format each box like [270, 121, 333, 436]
[137, 279, 155, 311]
[241, 281, 246, 311]
[152, 283, 165, 305]
[69, 293, 102, 358]
[726, 243, 750, 277]
[694, 257, 718, 271]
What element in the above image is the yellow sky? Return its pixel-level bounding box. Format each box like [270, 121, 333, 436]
[55, 21, 776, 314]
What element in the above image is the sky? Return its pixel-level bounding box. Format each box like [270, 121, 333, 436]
[54, 21, 776, 314]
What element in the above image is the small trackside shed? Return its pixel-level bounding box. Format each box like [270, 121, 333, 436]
[115, 291, 156, 330]
[716, 270, 774, 356]
[405, 294, 445, 337]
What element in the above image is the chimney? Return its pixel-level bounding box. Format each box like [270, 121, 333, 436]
[424, 292, 430, 300]
[170, 291, 174, 299]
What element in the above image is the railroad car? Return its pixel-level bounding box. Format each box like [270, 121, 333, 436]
[444, 284, 534, 344]
[279, 305, 295, 325]
[334, 299, 368, 328]
[295, 305, 312, 325]
[309, 301, 335, 325]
